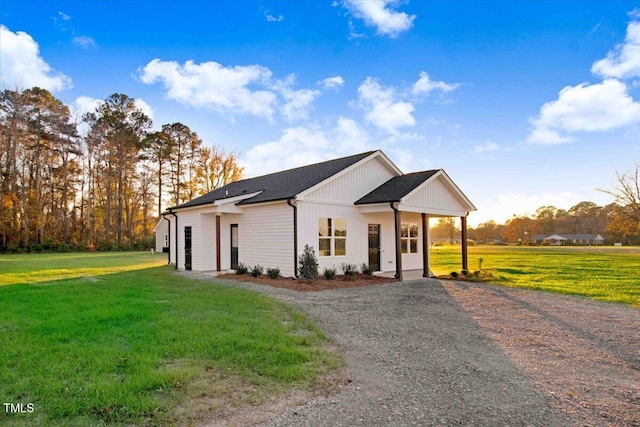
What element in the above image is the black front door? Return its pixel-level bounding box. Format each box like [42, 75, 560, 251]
[230, 224, 239, 269]
[184, 226, 192, 270]
[368, 224, 380, 271]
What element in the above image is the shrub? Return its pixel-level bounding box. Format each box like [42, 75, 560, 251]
[450, 271, 459, 278]
[266, 267, 280, 279]
[250, 265, 264, 278]
[298, 244, 319, 281]
[323, 267, 337, 280]
[340, 262, 358, 276]
[235, 263, 249, 274]
[360, 263, 373, 276]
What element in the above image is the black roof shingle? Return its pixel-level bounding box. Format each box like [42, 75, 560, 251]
[173, 150, 376, 209]
[354, 170, 440, 205]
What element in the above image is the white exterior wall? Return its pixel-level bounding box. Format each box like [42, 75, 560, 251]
[175, 209, 200, 271]
[238, 202, 295, 277]
[154, 219, 169, 253]
[199, 213, 217, 271]
[360, 211, 396, 272]
[302, 156, 397, 203]
[220, 213, 242, 270]
[402, 175, 468, 215]
[297, 201, 369, 273]
[398, 211, 424, 271]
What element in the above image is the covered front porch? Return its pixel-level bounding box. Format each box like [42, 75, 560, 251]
[355, 169, 476, 281]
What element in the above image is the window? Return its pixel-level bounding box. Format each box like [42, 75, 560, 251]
[318, 218, 347, 256]
[401, 223, 418, 254]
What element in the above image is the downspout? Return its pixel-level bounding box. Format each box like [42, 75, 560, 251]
[390, 202, 403, 281]
[461, 214, 469, 273]
[162, 213, 171, 264]
[287, 198, 298, 278]
[168, 209, 178, 270]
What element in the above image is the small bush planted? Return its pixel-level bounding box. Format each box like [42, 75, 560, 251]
[266, 267, 280, 279]
[360, 263, 373, 276]
[323, 267, 337, 280]
[250, 265, 264, 277]
[340, 262, 359, 276]
[235, 262, 249, 274]
[298, 244, 319, 281]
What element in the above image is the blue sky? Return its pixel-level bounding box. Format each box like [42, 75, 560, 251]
[2, 1, 639, 226]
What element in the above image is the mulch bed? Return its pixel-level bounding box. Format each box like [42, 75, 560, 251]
[216, 273, 397, 292]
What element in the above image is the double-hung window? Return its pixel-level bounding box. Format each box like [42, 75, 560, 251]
[401, 222, 418, 254]
[319, 218, 347, 256]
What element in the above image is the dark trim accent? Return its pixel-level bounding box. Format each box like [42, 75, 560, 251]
[422, 213, 429, 278]
[287, 198, 298, 278]
[215, 215, 221, 272]
[162, 214, 171, 264]
[391, 202, 402, 281]
[461, 215, 468, 272]
[168, 209, 178, 270]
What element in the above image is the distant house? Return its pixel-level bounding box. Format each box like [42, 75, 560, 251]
[532, 233, 605, 246]
[157, 150, 476, 279]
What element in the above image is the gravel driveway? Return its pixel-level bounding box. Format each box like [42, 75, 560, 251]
[186, 273, 639, 426]
[202, 276, 568, 426]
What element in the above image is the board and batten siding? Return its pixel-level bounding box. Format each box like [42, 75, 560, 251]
[175, 209, 200, 271]
[402, 175, 469, 216]
[302, 155, 397, 204]
[238, 201, 295, 277]
[220, 213, 242, 270]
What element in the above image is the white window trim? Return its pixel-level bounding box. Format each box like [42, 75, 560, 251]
[319, 217, 347, 257]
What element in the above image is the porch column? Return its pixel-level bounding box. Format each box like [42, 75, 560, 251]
[215, 215, 221, 272]
[391, 203, 403, 281]
[422, 213, 430, 278]
[461, 215, 468, 272]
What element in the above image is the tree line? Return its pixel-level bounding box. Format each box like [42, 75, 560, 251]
[1, 87, 243, 252]
[432, 194, 640, 246]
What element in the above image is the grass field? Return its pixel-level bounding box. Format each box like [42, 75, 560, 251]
[0, 253, 341, 426]
[430, 245, 640, 307]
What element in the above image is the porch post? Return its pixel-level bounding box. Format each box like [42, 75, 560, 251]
[461, 215, 468, 272]
[215, 215, 221, 272]
[391, 202, 403, 281]
[422, 213, 430, 277]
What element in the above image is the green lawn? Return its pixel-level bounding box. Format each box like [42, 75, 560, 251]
[0, 253, 342, 426]
[430, 245, 640, 307]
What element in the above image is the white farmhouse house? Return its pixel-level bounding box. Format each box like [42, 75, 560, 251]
[159, 150, 476, 279]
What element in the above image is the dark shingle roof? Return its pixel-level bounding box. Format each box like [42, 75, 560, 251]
[174, 150, 376, 209]
[355, 170, 440, 205]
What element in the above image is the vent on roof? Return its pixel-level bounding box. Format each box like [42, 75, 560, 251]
[225, 190, 229, 197]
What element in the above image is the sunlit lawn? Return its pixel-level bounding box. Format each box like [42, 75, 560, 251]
[430, 245, 640, 307]
[0, 252, 341, 426]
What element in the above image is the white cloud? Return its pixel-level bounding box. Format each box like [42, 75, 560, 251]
[134, 98, 154, 121]
[357, 77, 415, 133]
[591, 11, 640, 79]
[262, 8, 284, 22]
[343, 0, 415, 38]
[318, 76, 345, 89]
[412, 71, 460, 95]
[474, 142, 500, 153]
[272, 75, 320, 121]
[528, 79, 640, 144]
[0, 25, 72, 92]
[70, 96, 102, 118]
[72, 35, 96, 49]
[140, 58, 324, 122]
[139, 58, 277, 119]
[243, 117, 372, 177]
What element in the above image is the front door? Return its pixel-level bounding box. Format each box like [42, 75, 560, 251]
[368, 224, 380, 271]
[230, 224, 239, 269]
[184, 226, 192, 270]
